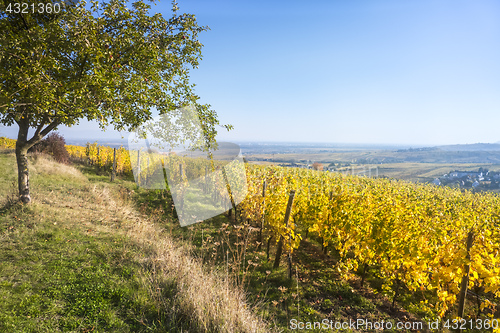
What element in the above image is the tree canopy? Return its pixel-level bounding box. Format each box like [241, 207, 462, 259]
[0, 0, 228, 203]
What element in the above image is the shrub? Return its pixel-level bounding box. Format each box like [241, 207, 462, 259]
[312, 162, 323, 171]
[29, 132, 71, 164]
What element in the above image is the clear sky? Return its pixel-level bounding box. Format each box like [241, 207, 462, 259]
[2, 0, 500, 146]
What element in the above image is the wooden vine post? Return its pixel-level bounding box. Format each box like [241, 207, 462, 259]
[273, 190, 296, 272]
[457, 230, 475, 318]
[288, 220, 294, 280]
[222, 167, 238, 223]
[85, 143, 90, 165]
[258, 179, 267, 250]
[110, 148, 117, 182]
[136, 150, 141, 185]
[160, 157, 168, 199]
[96, 146, 100, 170]
[323, 191, 334, 255]
[179, 163, 184, 211]
[204, 166, 209, 194]
[266, 235, 273, 261]
[146, 156, 150, 185]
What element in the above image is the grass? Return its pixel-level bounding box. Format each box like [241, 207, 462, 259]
[0, 149, 270, 332]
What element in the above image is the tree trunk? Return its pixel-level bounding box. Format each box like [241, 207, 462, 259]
[14, 114, 59, 204]
[15, 121, 31, 204]
[16, 145, 30, 204]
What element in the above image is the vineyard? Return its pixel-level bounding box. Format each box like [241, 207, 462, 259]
[65, 142, 244, 226]
[66, 143, 132, 175]
[75, 141, 500, 321]
[239, 165, 500, 322]
[0, 137, 16, 149]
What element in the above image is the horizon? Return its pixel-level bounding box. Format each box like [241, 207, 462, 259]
[2, 126, 499, 150]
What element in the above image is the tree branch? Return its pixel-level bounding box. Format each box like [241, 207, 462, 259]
[7, 86, 29, 99]
[0, 103, 34, 109]
[27, 119, 60, 146]
[18, 12, 29, 30]
[32, 116, 48, 139]
[77, 54, 88, 81]
[40, 120, 59, 137]
[60, 51, 78, 67]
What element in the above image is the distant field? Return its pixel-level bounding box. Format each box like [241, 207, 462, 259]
[369, 162, 500, 183]
[244, 148, 500, 164]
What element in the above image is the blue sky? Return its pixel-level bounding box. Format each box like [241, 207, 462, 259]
[2, 0, 500, 146]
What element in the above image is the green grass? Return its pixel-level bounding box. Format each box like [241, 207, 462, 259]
[0, 152, 169, 332]
[0, 150, 269, 333]
[0, 225, 160, 332]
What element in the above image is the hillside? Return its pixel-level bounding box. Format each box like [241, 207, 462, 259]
[0, 149, 269, 332]
[437, 143, 500, 151]
[3, 141, 499, 333]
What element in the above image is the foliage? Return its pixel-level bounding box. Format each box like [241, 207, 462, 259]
[312, 162, 323, 171]
[240, 165, 500, 319]
[0, 0, 223, 135]
[29, 132, 70, 164]
[0, 136, 15, 148]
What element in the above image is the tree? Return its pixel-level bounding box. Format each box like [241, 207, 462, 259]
[29, 132, 71, 164]
[0, 0, 228, 203]
[312, 162, 323, 171]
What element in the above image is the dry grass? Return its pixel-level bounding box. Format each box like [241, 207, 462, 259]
[87, 184, 273, 332]
[15, 153, 273, 332]
[29, 153, 87, 182]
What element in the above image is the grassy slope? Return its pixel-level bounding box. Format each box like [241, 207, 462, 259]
[0, 150, 269, 333]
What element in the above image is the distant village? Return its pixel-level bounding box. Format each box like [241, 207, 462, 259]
[433, 168, 500, 190]
[278, 162, 333, 171]
[277, 162, 378, 176]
